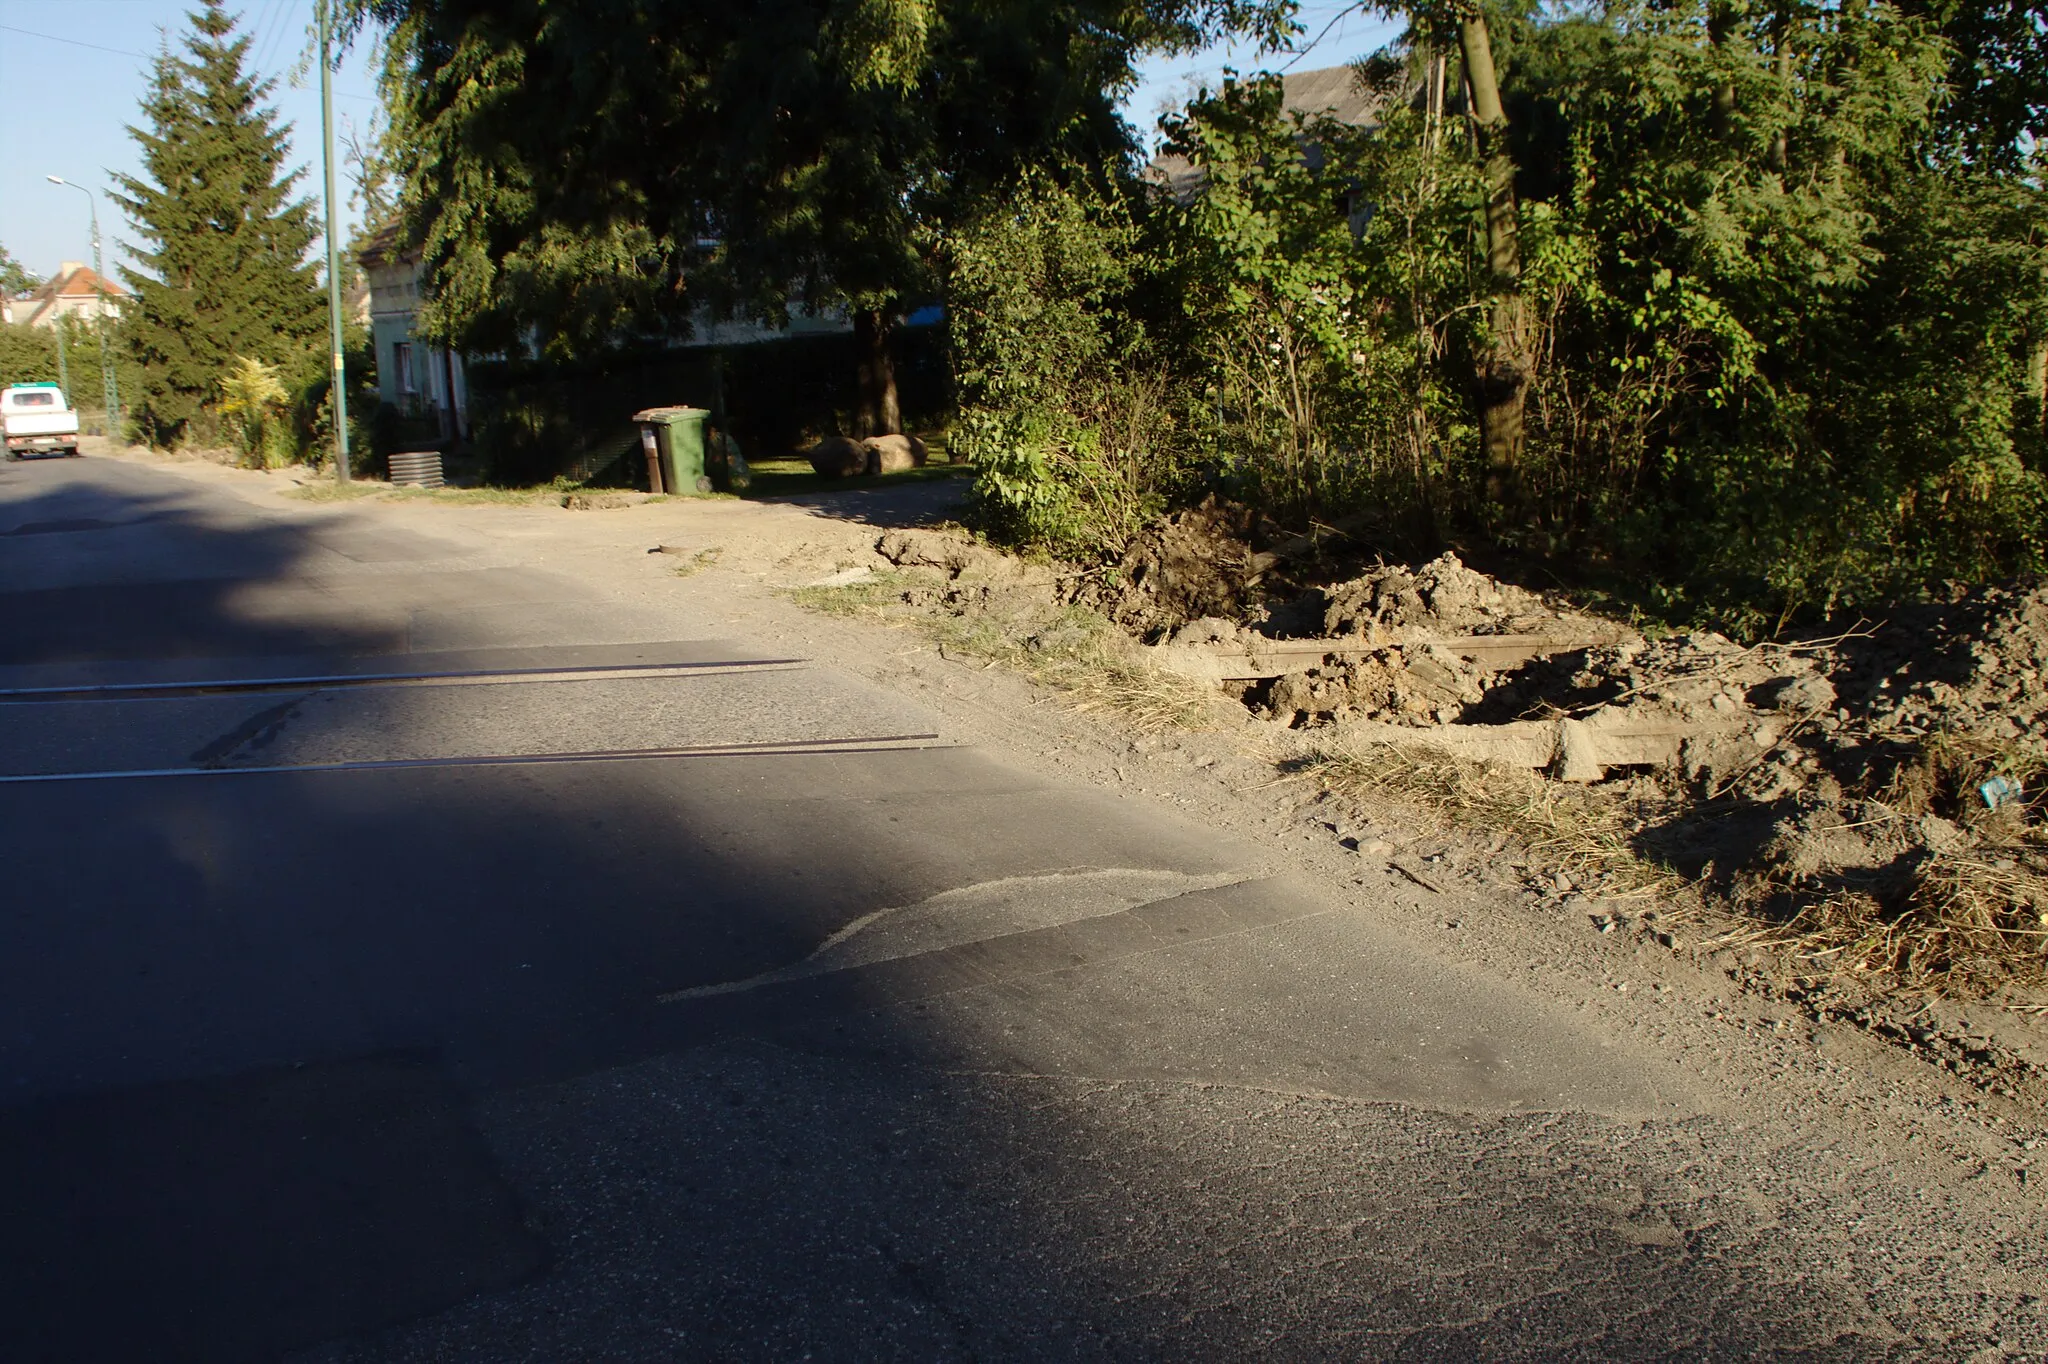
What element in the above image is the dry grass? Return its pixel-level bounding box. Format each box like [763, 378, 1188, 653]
[789, 570, 1221, 733]
[1288, 738, 1689, 902]
[668, 547, 725, 577]
[1729, 850, 2048, 997]
[282, 479, 386, 501]
[1716, 731, 2048, 998]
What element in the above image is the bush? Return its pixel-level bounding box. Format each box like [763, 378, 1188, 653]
[948, 170, 1190, 559]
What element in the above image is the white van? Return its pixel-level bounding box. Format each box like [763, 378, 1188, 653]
[3, 383, 80, 458]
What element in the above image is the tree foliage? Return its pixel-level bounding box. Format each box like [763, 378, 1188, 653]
[951, 0, 2048, 627]
[349, 0, 1296, 365]
[113, 0, 326, 448]
[0, 248, 39, 298]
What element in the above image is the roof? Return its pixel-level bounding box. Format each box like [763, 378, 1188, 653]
[1276, 65, 1383, 129]
[27, 263, 127, 302]
[12, 263, 127, 327]
[1144, 65, 1387, 202]
[357, 220, 413, 269]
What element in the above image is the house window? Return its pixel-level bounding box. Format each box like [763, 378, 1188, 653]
[394, 342, 415, 395]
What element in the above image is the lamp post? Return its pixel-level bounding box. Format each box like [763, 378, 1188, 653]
[46, 176, 120, 440]
[318, 2, 350, 481]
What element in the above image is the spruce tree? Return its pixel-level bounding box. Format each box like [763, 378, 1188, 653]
[114, 0, 324, 448]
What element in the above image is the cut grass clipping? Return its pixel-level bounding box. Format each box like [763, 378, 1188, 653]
[790, 569, 1218, 732]
[1287, 737, 1685, 904]
[1725, 732, 2048, 998]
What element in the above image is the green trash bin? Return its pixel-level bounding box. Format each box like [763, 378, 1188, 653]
[631, 406, 712, 495]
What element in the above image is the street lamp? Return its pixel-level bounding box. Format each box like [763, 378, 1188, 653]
[46, 176, 121, 441]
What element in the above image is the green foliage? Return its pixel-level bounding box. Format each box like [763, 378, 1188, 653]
[0, 323, 60, 392]
[0, 247, 39, 298]
[218, 355, 290, 465]
[1498, 0, 2048, 621]
[949, 170, 1188, 556]
[951, 0, 2048, 631]
[1164, 75, 1480, 522]
[350, 0, 1297, 359]
[113, 0, 326, 449]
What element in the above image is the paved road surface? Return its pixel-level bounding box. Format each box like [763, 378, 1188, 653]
[0, 456, 2031, 1361]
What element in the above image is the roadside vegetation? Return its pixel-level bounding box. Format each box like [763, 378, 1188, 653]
[950, 9, 2048, 634]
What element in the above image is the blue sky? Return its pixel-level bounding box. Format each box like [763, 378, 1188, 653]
[1123, 2, 1403, 152]
[0, 0, 380, 282]
[0, 0, 1400, 288]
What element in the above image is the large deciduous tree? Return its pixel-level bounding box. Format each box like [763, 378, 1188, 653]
[351, 0, 1295, 437]
[114, 0, 326, 449]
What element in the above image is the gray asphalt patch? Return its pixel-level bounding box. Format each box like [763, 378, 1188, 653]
[658, 867, 1251, 999]
[0, 1054, 540, 1364]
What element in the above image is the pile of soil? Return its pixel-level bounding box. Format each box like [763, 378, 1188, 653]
[1319, 553, 1573, 638]
[1139, 532, 2048, 997]
[1092, 498, 1260, 636]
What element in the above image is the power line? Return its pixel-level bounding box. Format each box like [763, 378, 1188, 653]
[248, 0, 290, 74]
[0, 23, 146, 60]
[254, 0, 302, 82]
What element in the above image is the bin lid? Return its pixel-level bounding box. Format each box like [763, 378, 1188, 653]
[630, 405, 710, 422]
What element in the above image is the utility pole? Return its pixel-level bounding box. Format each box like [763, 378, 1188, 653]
[53, 312, 69, 406]
[319, 0, 351, 480]
[47, 177, 119, 439]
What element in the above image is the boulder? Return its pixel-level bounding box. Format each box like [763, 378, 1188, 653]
[862, 432, 928, 473]
[806, 436, 870, 478]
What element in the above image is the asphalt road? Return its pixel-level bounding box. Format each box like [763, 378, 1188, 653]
[0, 455, 2027, 1361]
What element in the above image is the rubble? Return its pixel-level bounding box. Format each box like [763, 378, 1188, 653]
[1134, 541, 2048, 994]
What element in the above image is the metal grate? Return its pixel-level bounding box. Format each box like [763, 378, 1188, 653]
[388, 450, 445, 488]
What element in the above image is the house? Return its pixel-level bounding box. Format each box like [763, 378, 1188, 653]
[359, 223, 469, 443]
[1144, 65, 1387, 202]
[4, 261, 127, 328]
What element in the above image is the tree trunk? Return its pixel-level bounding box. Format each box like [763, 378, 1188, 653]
[853, 307, 903, 438]
[1768, 6, 1792, 170]
[2030, 337, 2047, 436]
[1707, 1, 1740, 137]
[1458, 7, 1531, 509]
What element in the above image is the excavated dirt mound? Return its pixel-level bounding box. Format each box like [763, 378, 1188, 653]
[1319, 553, 1572, 638]
[1138, 537, 2048, 997]
[1843, 584, 2048, 743]
[1236, 553, 1640, 728]
[1092, 498, 1260, 637]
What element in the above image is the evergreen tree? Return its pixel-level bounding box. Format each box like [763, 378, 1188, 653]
[114, 0, 325, 448]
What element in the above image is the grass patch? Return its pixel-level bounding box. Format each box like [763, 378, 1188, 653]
[283, 476, 666, 507]
[789, 568, 1220, 732]
[744, 459, 972, 501]
[668, 547, 725, 577]
[282, 479, 387, 501]
[1287, 738, 1687, 903]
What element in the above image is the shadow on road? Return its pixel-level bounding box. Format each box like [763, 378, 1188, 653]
[0, 462, 1927, 1361]
[765, 472, 972, 529]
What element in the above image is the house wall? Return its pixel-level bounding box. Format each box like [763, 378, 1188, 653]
[366, 254, 468, 439]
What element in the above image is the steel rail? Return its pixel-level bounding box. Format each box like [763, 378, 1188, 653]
[0, 733, 950, 785]
[0, 657, 808, 703]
